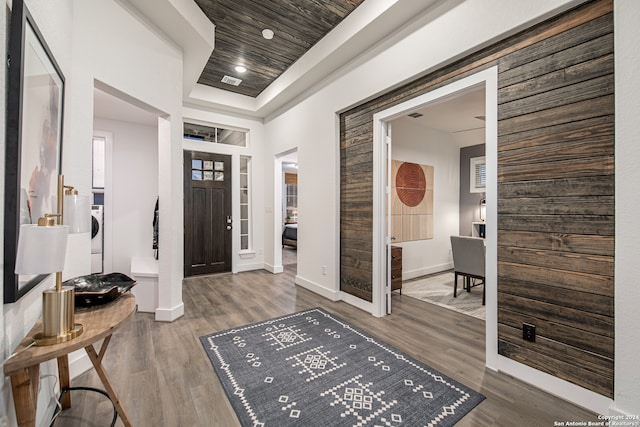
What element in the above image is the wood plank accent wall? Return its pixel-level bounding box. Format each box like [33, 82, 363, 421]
[496, 2, 614, 398]
[339, 0, 614, 397]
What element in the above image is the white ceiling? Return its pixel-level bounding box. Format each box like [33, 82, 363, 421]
[93, 88, 158, 126]
[393, 85, 486, 148]
[407, 86, 485, 134]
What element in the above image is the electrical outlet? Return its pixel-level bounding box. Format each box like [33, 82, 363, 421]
[523, 323, 536, 342]
[322, 265, 327, 275]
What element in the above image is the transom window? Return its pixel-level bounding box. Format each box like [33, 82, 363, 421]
[184, 122, 247, 147]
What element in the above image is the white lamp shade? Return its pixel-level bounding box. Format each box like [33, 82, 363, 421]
[63, 194, 91, 233]
[15, 224, 69, 274]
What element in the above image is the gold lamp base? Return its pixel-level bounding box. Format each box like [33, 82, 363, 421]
[34, 285, 84, 346]
[34, 324, 83, 346]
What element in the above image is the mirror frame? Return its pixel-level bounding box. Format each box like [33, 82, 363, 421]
[4, 0, 65, 303]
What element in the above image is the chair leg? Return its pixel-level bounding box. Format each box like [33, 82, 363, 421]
[454, 272, 458, 297]
[482, 282, 486, 305]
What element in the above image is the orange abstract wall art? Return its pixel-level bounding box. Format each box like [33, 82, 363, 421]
[391, 160, 434, 242]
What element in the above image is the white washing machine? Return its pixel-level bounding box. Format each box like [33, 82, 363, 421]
[91, 205, 103, 273]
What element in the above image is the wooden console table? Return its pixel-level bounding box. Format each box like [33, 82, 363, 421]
[3, 293, 136, 427]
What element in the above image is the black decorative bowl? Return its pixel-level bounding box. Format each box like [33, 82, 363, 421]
[64, 273, 136, 307]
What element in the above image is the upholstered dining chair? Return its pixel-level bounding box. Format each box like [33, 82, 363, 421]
[450, 235, 485, 305]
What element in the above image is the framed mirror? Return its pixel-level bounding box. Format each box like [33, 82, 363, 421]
[4, 0, 65, 303]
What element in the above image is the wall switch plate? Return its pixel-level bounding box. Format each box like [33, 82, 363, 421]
[523, 323, 536, 342]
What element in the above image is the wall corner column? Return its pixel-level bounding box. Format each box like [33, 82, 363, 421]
[155, 116, 184, 322]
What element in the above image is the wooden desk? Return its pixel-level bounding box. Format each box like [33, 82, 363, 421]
[3, 293, 136, 427]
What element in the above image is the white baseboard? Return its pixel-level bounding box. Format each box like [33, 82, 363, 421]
[155, 302, 184, 322]
[264, 263, 284, 274]
[295, 275, 341, 301]
[340, 292, 375, 316]
[496, 355, 612, 415]
[235, 262, 264, 273]
[607, 404, 636, 419]
[69, 348, 93, 380]
[403, 262, 453, 281]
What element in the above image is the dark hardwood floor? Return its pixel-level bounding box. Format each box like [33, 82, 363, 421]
[53, 265, 598, 426]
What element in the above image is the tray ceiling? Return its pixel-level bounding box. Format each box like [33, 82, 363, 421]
[193, 0, 365, 97]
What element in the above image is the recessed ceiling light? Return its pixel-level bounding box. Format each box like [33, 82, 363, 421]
[262, 28, 274, 40]
[235, 65, 247, 73]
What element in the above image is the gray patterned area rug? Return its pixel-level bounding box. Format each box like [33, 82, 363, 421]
[402, 273, 486, 321]
[200, 308, 484, 426]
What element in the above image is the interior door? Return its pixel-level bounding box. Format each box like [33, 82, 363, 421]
[184, 150, 232, 277]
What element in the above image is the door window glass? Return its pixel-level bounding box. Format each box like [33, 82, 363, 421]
[192, 158, 215, 181]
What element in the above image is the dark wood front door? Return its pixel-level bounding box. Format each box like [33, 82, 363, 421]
[184, 151, 232, 277]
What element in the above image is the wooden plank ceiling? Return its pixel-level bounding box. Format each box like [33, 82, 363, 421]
[193, 0, 365, 97]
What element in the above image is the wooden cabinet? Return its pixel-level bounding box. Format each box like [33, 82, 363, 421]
[391, 246, 402, 293]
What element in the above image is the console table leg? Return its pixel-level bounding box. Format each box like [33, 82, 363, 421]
[57, 355, 71, 409]
[10, 365, 39, 427]
[85, 342, 133, 427]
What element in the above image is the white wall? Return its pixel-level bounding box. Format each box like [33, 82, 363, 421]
[613, 0, 640, 417]
[1, 1, 76, 425]
[2, 0, 188, 423]
[264, 98, 341, 300]
[94, 118, 159, 275]
[391, 118, 459, 279]
[71, 0, 185, 322]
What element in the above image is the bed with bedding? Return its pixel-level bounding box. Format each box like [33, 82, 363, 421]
[282, 223, 297, 248]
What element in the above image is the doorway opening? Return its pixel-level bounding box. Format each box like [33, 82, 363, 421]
[276, 149, 298, 274]
[372, 67, 498, 367]
[93, 83, 162, 276]
[389, 85, 486, 321]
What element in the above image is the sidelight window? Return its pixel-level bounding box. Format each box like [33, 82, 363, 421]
[240, 156, 251, 251]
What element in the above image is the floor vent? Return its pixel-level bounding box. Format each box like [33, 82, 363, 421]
[221, 75, 242, 86]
